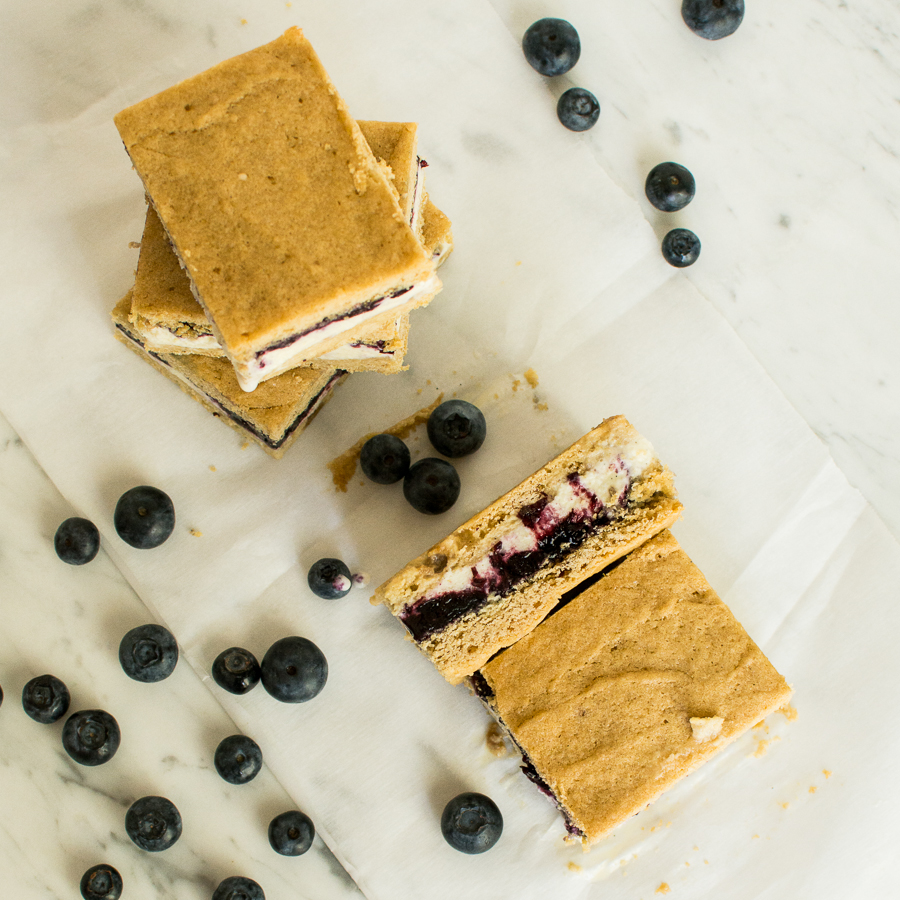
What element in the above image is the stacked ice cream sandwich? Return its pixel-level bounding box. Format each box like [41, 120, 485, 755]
[373, 416, 793, 844]
[111, 28, 453, 457]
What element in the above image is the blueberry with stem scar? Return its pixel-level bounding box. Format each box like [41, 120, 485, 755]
[22, 674, 70, 724]
[54, 517, 100, 565]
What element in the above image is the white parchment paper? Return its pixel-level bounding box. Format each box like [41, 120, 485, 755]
[1, 0, 899, 897]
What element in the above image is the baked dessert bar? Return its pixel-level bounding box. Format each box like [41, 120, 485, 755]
[111, 296, 345, 458]
[372, 416, 682, 683]
[128, 119, 452, 373]
[114, 27, 440, 391]
[473, 530, 793, 844]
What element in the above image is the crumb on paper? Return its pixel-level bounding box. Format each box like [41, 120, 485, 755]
[779, 703, 798, 721]
[781, 802, 790, 810]
[753, 720, 768, 732]
[512, 378, 521, 392]
[753, 834, 760, 840]
[209, 465, 216, 472]
[240, 17, 248, 25]
[128, 241, 141, 249]
[524, 368, 539, 388]
[485, 721, 508, 757]
[189, 528, 202, 537]
[516, 260, 522, 266]
[754, 736, 780, 757]
[823, 769, 832, 778]
[241, 441, 250, 450]
[567, 862, 582, 873]
[536, 401, 548, 411]
[328, 393, 444, 491]
[494, 393, 499, 400]
[656, 884, 670, 895]
[690, 716, 723, 742]
[809, 786, 817, 794]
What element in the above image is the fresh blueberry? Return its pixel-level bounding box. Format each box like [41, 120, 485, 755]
[119, 623, 178, 683]
[557, 87, 600, 132]
[212, 647, 261, 695]
[22, 674, 70, 724]
[682, 0, 744, 40]
[54, 517, 100, 565]
[268, 810, 315, 856]
[522, 18, 581, 76]
[307, 558, 352, 600]
[661, 228, 702, 267]
[403, 458, 460, 515]
[360, 433, 411, 484]
[62, 709, 121, 766]
[125, 795, 182, 852]
[114, 485, 175, 549]
[441, 792, 503, 854]
[80, 863, 123, 900]
[212, 876, 265, 900]
[261, 636, 327, 703]
[427, 400, 486, 458]
[214, 734, 263, 785]
[645, 162, 696, 212]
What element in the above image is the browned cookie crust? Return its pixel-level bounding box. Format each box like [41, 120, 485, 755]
[112, 295, 344, 458]
[372, 416, 682, 683]
[476, 530, 793, 844]
[114, 28, 439, 388]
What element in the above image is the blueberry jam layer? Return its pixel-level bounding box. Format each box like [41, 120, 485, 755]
[399, 460, 634, 642]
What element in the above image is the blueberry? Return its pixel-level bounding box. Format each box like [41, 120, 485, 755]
[557, 87, 600, 132]
[212, 647, 261, 694]
[114, 485, 175, 549]
[214, 734, 263, 785]
[441, 792, 503, 854]
[268, 810, 315, 856]
[212, 876, 265, 900]
[522, 18, 580, 76]
[645, 162, 696, 212]
[261, 636, 327, 703]
[661, 228, 702, 267]
[360, 433, 410, 484]
[22, 674, 70, 724]
[403, 458, 460, 515]
[307, 558, 352, 600]
[682, 0, 744, 40]
[427, 400, 486, 458]
[62, 709, 121, 766]
[80, 863, 123, 900]
[0, 683, 3, 708]
[119, 624, 178, 682]
[54, 517, 100, 565]
[125, 795, 182, 852]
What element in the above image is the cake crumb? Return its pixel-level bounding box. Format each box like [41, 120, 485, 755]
[656, 883, 670, 894]
[240, 17, 248, 25]
[823, 769, 832, 778]
[209, 465, 216, 472]
[778, 703, 798, 721]
[567, 862, 582, 873]
[753, 720, 768, 732]
[189, 528, 202, 537]
[536, 402, 548, 411]
[485, 721, 508, 757]
[753, 834, 760, 839]
[809, 785, 817, 794]
[494, 393, 499, 400]
[524, 368, 539, 388]
[128, 241, 141, 249]
[241, 441, 250, 450]
[328, 394, 444, 491]
[512, 378, 521, 392]
[754, 736, 780, 757]
[690, 715, 723, 742]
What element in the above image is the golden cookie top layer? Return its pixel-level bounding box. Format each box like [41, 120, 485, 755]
[481, 530, 792, 843]
[115, 27, 434, 359]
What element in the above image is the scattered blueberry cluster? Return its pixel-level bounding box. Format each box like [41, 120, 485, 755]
[359, 398, 486, 516]
[645, 161, 701, 267]
[522, 18, 599, 132]
[54, 484, 176, 566]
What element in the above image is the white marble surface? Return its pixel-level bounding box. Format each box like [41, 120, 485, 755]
[2, 1, 900, 899]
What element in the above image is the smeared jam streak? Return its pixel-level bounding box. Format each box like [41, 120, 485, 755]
[400, 466, 630, 641]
